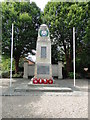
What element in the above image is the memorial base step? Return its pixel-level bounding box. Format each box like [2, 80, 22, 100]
[14, 86, 72, 92]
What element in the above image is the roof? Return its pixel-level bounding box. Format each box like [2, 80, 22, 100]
[25, 54, 36, 63]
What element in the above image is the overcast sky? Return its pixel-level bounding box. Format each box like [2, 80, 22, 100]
[31, 0, 50, 11]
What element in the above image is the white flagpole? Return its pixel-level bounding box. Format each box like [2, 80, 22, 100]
[10, 23, 14, 88]
[73, 27, 75, 87]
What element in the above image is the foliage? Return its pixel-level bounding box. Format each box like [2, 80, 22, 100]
[1, 56, 15, 78]
[1, 56, 24, 78]
[44, 2, 90, 75]
[68, 72, 82, 79]
[19, 58, 24, 68]
[1, 56, 15, 72]
[13, 72, 23, 78]
[2, 2, 42, 73]
[2, 71, 10, 78]
[1, 56, 23, 78]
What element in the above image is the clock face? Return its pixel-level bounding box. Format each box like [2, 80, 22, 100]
[40, 30, 48, 37]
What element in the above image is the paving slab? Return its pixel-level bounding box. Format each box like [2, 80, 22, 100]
[28, 82, 59, 87]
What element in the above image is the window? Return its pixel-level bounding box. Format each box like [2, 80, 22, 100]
[41, 47, 46, 58]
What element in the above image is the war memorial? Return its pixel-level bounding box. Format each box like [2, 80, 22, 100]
[34, 24, 52, 80]
[23, 24, 63, 84]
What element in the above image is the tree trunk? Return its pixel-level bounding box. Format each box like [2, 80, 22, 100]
[15, 57, 19, 73]
[62, 35, 73, 76]
[66, 53, 72, 75]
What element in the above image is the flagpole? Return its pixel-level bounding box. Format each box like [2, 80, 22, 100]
[10, 23, 14, 88]
[73, 27, 75, 87]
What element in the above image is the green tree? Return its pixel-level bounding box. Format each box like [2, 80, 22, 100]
[44, 2, 89, 75]
[2, 2, 42, 73]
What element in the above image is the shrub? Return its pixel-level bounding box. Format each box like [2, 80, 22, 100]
[2, 57, 15, 72]
[13, 72, 23, 78]
[68, 72, 82, 79]
[2, 71, 10, 78]
[68, 72, 74, 79]
[75, 73, 82, 79]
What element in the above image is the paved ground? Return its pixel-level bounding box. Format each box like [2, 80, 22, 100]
[0, 78, 89, 118]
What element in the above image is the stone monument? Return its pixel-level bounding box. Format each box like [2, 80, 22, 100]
[34, 24, 52, 79]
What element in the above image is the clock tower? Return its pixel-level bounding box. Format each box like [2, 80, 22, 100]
[34, 24, 52, 79]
